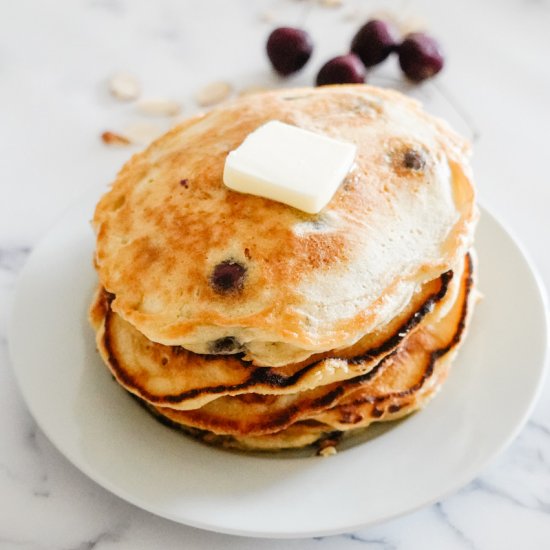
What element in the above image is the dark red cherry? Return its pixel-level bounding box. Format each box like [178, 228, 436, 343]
[398, 33, 444, 82]
[266, 27, 313, 76]
[351, 20, 399, 67]
[316, 54, 366, 86]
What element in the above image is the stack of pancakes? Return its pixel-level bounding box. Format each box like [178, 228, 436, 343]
[89, 85, 478, 452]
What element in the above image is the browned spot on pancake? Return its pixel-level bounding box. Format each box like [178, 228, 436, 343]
[112, 194, 126, 210]
[388, 139, 430, 178]
[300, 233, 347, 269]
[89, 288, 110, 327]
[371, 407, 384, 418]
[179, 178, 189, 188]
[129, 236, 162, 269]
[338, 408, 364, 424]
[388, 403, 402, 413]
[286, 231, 347, 274]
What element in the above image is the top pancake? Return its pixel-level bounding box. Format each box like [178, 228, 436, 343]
[93, 85, 477, 366]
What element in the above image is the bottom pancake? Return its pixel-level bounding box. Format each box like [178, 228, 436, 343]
[135, 252, 475, 452]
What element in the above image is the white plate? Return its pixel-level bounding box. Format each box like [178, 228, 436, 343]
[8, 192, 548, 538]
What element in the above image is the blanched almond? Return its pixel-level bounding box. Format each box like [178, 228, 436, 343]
[136, 98, 181, 117]
[259, 10, 276, 23]
[109, 73, 140, 101]
[399, 16, 428, 34]
[318, 446, 337, 457]
[195, 81, 233, 107]
[238, 85, 269, 97]
[319, 0, 343, 8]
[123, 122, 164, 144]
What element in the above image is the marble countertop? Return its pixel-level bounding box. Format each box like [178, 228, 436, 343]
[1, 0, 549, 548]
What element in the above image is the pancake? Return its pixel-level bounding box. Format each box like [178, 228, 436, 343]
[90, 258, 464, 410]
[92, 85, 477, 367]
[143, 252, 474, 446]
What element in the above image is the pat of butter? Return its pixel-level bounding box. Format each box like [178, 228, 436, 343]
[223, 120, 356, 214]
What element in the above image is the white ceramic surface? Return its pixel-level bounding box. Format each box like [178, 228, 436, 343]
[8, 196, 547, 537]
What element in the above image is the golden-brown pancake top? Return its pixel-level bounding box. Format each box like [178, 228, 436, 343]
[93, 85, 476, 365]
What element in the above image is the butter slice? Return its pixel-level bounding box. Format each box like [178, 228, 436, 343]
[223, 120, 356, 214]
